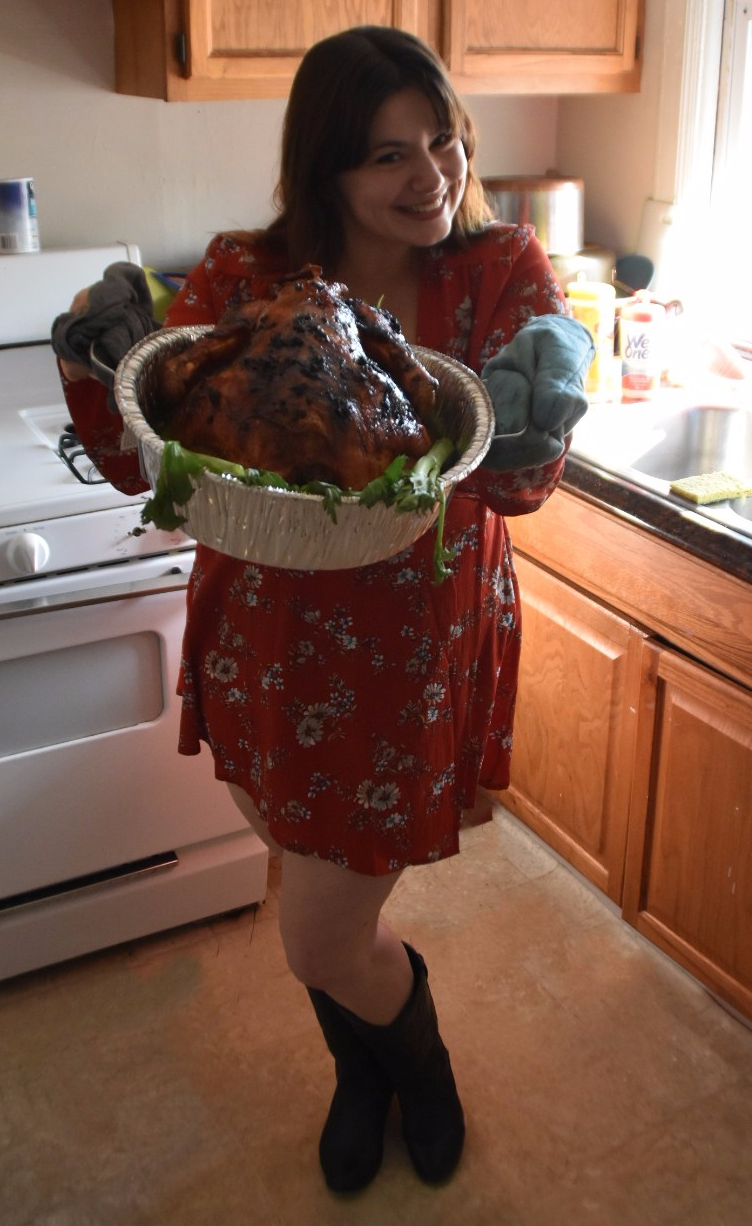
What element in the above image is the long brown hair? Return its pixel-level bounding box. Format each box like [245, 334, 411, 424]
[263, 26, 492, 269]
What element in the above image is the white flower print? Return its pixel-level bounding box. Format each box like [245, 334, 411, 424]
[283, 800, 311, 823]
[356, 780, 400, 810]
[454, 294, 473, 338]
[261, 664, 284, 691]
[295, 703, 332, 746]
[297, 714, 324, 746]
[423, 682, 445, 705]
[491, 566, 515, 604]
[308, 772, 333, 797]
[243, 565, 262, 588]
[204, 652, 238, 682]
[372, 782, 400, 810]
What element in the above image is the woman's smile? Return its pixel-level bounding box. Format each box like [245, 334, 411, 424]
[398, 192, 450, 216]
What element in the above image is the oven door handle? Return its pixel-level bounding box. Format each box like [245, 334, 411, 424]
[0, 567, 191, 620]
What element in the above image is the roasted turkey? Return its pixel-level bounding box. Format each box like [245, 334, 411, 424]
[154, 266, 438, 490]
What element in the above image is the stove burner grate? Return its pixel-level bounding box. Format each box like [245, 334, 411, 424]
[57, 424, 106, 485]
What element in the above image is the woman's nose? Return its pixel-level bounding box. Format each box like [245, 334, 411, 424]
[410, 150, 445, 192]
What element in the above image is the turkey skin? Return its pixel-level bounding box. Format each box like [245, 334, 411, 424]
[154, 266, 438, 490]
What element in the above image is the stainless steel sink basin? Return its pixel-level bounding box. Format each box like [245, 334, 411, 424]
[627, 405, 752, 484]
[570, 393, 752, 539]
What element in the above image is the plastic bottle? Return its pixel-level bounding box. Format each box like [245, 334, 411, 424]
[620, 292, 665, 401]
[565, 279, 616, 401]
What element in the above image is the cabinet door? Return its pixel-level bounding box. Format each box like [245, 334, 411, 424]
[623, 649, 752, 1021]
[502, 554, 651, 903]
[114, 0, 429, 100]
[443, 0, 643, 94]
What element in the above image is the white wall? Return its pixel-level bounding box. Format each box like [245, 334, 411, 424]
[556, 0, 668, 254]
[0, 0, 559, 272]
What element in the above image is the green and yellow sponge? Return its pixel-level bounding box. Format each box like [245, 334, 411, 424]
[669, 471, 752, 505]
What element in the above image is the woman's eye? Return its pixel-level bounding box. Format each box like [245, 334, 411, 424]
[432, 131, 454, 148]
[374, 150, 401, 165]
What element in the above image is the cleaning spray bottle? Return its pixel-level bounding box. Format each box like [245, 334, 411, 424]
[620, 291, 665, 401]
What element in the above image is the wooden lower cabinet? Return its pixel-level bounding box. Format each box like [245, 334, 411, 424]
[500, 553, 651, 904]
[623, 647, 752, 1020]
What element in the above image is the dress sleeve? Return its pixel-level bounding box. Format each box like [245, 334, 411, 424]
[164, 237, 225, 327]
[463, 440, 570, 518]
[453, 227, 571, 515]
[58, 366, 151, 495]
[470, 227, 567, 371]
[56, 242, 224, 494]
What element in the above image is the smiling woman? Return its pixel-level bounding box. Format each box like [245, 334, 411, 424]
[335, 89, 469, 337]
[49, 23, 596, 1199]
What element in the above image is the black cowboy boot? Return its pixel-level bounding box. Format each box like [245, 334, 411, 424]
[335, 944, 465, 1183]
[307, 986, 394, 1193]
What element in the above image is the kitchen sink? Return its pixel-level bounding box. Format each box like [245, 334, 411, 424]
[627, 405, 752, 484]
[570, 392, 752, 539]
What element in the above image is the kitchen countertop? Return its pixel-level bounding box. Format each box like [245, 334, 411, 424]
[562, 453, 752, 584]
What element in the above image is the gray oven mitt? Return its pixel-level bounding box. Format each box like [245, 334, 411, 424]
[51, 262, 159, 410]
[481, 313, 595, 471]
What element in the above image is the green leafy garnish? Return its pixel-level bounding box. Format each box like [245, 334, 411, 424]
[358, 454, 408, 507]
[388, 438, 458, 583]
[142, 435, 458, 583]
[299, 481, 345, 524]
[141, 440, 247, 531]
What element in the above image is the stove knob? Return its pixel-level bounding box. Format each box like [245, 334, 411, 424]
[4, 532, 51, 576]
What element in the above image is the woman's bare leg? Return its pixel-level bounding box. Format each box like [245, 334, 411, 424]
[227, 781, 412, 1024]
[279, 851, 413, 1024]
[226, 782, 285, 857]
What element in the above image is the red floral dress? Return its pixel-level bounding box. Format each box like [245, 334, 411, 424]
[62, 223, 567, 876]
[161, 223, 566, 875]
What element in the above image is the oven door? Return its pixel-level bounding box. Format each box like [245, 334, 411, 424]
[0, 553, 253, 903]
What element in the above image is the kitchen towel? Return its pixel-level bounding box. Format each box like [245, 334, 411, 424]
[51, 262, 159, 405]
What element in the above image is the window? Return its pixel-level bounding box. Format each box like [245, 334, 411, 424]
[651, 0, 751, 347]
[711, 1, 752, 344]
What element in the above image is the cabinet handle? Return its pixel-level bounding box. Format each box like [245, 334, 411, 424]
[174, 31, 188, 74]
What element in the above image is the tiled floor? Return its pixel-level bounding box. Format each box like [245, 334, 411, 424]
[2, 805, 751, 1226]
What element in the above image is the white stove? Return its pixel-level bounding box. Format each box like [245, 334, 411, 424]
[0, 245, 195, 595]
[0, 246, 268, 980]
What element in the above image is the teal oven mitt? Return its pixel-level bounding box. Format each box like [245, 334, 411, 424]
[481, 314, 595, 471]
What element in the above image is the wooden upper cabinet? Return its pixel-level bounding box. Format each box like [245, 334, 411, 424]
[113, 0, 431, 100]
[113, 0, 643, 100]
[444, 0, 644, 93]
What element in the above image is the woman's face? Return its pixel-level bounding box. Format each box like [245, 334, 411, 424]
[337, 88, 468, 259]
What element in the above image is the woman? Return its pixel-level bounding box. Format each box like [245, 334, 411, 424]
[55, 26, 592, 1195]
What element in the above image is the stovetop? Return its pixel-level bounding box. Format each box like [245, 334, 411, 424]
[0, 245, 196, 586]
[0, 342, 149, 526]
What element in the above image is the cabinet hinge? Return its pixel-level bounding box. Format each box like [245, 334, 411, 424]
[174, 31, 188, 67]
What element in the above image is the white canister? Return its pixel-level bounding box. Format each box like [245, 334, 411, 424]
[0, 178, 40, 255]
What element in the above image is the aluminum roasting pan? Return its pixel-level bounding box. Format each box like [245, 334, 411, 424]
[115, 325, 494, 570]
